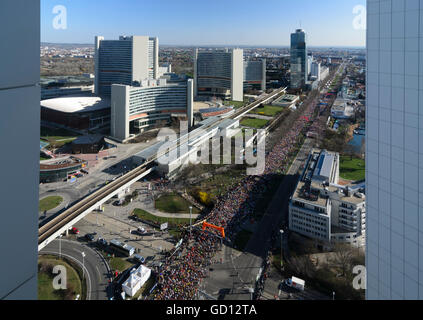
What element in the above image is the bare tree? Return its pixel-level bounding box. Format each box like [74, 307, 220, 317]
[332, 244, 354, 277]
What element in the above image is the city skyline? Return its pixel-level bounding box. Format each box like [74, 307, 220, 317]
[41, 0, 366, 47]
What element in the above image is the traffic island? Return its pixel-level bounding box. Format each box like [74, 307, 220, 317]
[39, 196, 63, 212]
[38, 254, 86, 300]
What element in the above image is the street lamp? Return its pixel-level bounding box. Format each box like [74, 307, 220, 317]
[59, 234, 63, 259]
[248, 287, 254, 301]
[333, 291, 335, 300]
[280, 229, 284, 270]
[81, 252, 86, 280]
[189, 206, 193, 238]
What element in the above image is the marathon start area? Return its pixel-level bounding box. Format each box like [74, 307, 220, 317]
[165, 303, 258, 318]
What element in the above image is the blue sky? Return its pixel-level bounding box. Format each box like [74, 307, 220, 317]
[41, 0, 366, 47]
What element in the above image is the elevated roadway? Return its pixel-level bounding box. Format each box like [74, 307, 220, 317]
[38, 88, 287, 251]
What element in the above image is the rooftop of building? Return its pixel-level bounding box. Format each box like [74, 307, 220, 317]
[41, 94, 110, 114]
[292, 148, 365, 207]
[40, 156, 85, 171]
[72, 134, 104, 145]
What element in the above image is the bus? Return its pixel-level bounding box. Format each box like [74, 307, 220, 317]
[109, 239, 135, 257]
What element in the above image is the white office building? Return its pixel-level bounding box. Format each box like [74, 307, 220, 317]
[0, 0, 40, 300]
[158, 63, 172, 78]
[307, 54, 313, 77]
[111, 79, 193, 141]
[289, 149, 366, 248]
[95, 35, 159, 96]
[366, 0, 423, 299]
[194, 48, 244, 101]
[311, 62, 321, 81]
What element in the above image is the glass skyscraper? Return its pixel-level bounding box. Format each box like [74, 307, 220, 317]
[366, 0, 423, 299]
[290, 29, 308, 89]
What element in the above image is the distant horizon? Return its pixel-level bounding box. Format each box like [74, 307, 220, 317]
[40, 41, 366, 50]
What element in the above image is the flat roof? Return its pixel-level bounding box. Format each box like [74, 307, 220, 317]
[41, 95, 110, 113]
[313, 151, 335, 181]
[72, 135, 104, 145]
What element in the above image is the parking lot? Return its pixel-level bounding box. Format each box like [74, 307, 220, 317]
[67, 184, 177, 270]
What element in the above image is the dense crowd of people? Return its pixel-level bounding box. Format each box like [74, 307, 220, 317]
[153, 99, 321, 300]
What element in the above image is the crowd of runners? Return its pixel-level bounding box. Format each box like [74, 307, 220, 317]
[153, 98, 320, 300]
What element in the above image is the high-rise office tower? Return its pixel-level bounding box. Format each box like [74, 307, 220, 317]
[366, 0, 423, 299]
[193, 48, 244, 102]
[290, 29, 308, 89]
[0, 0, 40, 299]
[244, 59, 267, 92]
[95, 36, 159, 96]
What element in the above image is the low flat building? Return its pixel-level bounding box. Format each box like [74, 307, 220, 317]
[272, 94, 299, 108]
[41, 95, 111, 130]
[41, 85, 93, 100]
[289, 149, 366, 247]
[331, 98, 354, 119]
[71, 135, 106, 154]
[40, 157, 87, 183]
[132, 116, 240, 178]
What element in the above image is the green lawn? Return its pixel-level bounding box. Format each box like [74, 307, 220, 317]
[234, 229, 253, 251]
[39, 196, 63, 212]
[109, 257, 133, 272]
[155, 193, 200, 214]
[223, 99, 248, 109]
[189, 168, 244, 201]
[240, 118, 269, 129]
[38, 255, 83, 300]
[339, 156, 365, 181]
[41, 126, 79, 147]
[132, 208, 192, 227]
[249, 105, 284, 117]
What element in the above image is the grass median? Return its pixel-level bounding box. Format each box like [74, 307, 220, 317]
[39, 196, 63, 212]
[240, 118, 269, 129]
[155, 193, 200, 214]
[249, 105, 284, 117]
[38, 255, 84, 300]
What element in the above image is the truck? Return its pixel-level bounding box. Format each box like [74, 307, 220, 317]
[284, 277, 305, 291]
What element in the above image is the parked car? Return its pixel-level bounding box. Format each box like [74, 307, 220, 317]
[71, 227, 79, 234]
[137, 227, 147, 234]
[133, 254, 145, 264]
[85, 233, 95, 241]
[97, 237, 107, 246]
